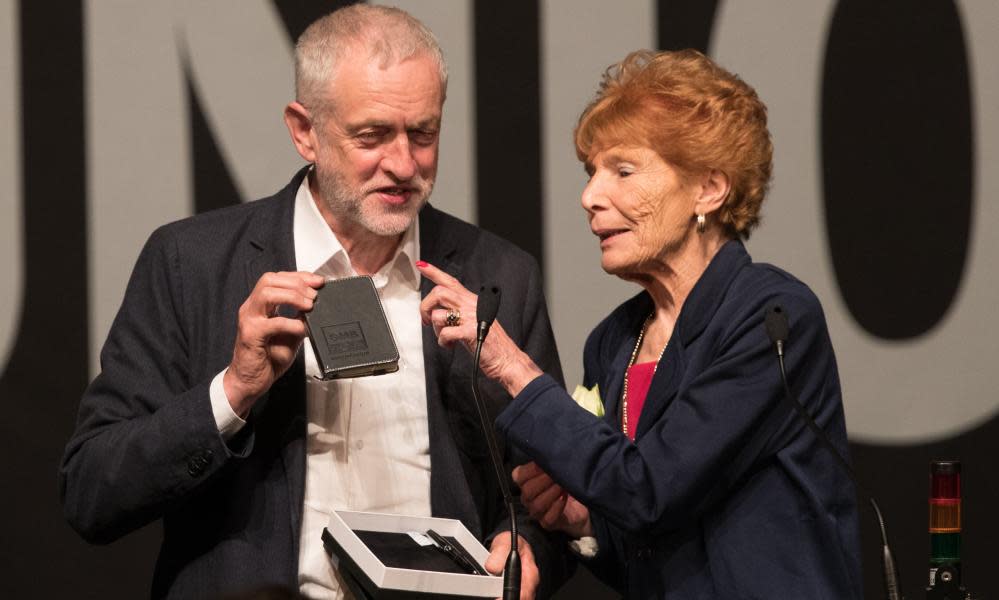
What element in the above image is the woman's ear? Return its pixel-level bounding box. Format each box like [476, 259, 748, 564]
[284, 101, 318, 163]
[695, 168, 731, 216]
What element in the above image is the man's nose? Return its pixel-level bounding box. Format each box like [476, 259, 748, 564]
[381, 134, 418, 180]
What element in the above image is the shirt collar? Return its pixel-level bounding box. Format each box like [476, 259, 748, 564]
[293, 173, 420, 289]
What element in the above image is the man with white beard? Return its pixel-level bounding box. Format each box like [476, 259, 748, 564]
[60, 5, 567, 599]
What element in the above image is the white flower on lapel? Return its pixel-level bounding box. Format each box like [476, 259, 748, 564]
[571, 384, 604, 417]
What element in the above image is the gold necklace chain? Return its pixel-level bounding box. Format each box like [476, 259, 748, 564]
[622, 313, 668, 437]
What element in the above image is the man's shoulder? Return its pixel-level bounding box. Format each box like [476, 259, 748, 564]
[148, 197, 280, 258]
[151, 182, 297, 249]
[138, 173, 302, 275]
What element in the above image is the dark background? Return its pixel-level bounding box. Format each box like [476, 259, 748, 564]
[2, 1, 995, 598]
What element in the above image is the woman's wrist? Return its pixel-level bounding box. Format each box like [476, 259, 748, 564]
[496, 353, 544, 398]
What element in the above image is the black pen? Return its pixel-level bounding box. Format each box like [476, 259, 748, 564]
[425, 529, 488, 576]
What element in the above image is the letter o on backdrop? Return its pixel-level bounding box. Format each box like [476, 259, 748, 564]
[714, 0, 999, 443]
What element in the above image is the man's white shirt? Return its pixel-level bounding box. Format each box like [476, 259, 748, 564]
[209, 177, 431, 598]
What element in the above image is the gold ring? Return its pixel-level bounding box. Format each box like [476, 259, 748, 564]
[444, 308, 461, 327]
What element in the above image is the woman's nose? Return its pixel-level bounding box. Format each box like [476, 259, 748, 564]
[581, 175, 605, 214]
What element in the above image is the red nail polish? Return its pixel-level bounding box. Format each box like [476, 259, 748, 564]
[415, 260, 428, 268]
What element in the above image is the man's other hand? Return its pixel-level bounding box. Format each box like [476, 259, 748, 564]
[485, 532, 538, 600]
[514, 462, 593, 539]
[223, 271, 324, 416]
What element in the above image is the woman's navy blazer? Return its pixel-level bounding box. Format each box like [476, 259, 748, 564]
[497, 240, 863, 599]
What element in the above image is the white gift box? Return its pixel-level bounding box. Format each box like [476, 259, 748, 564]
[322, 510, 503, 599]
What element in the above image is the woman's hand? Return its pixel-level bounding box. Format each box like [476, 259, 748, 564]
[513, 462, 593, 539]
[417, 261, 543, 397]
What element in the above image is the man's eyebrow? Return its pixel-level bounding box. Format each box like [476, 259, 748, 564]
[345, 120, 392, 134]
[409, 118, 441, 130]
[345, 118, 441, 134]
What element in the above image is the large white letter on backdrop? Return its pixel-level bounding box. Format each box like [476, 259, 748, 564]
[0, 0, 23, 375]
[714, 0, 999, 443]
[542, 0, 656, 389]
[85, 0, 301, 374]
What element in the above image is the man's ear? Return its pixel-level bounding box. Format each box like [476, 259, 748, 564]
[284, 101, 318, 163]
[695, 168, 731, 216]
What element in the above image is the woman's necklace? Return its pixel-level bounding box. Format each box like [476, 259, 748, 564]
[622, 313, 668, 438]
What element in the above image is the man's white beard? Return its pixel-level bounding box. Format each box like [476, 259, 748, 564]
[315, 165, 433, 238]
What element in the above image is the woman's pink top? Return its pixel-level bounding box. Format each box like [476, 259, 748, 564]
[624, 361, 657, 441]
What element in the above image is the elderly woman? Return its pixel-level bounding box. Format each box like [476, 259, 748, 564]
[418, 49, 861, 599]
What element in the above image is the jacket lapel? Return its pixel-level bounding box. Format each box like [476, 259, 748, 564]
[632, 240, 750, 440]
[241, 168, 310, 555]
[602, 294, 652, 432]
[417, 206, 481, 535]
[603, 328, 637, 432]
[633, 343, 685, 440]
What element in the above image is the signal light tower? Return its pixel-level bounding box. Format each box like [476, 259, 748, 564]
[926, 460, 972, 600]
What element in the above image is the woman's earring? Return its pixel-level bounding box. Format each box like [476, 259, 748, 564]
[696, 213, 706, 234]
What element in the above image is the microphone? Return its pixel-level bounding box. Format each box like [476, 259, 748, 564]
[764, 304, 789, 359]
[764, 304, 902, 600]
[477, 284, 502, 341]
[470, 284, 520, 600]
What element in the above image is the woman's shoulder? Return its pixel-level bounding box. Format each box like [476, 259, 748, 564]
[735, 260, 824, 314]
[716, 258, 831, 346]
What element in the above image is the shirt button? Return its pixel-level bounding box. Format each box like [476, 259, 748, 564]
[353, 440, 364, 450]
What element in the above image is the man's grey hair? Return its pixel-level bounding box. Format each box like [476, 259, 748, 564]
[295, 4, 448, 119]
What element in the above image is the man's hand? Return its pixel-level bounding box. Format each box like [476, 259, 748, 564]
[223, 271, 325, 416]
[514, 462, 592, 539]
[485, 533, 538, 600]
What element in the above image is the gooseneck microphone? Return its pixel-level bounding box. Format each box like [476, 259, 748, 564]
[471, 284, 520, 600]
[477, 284, 502, 342]
[764, 304, 789, 359]
[764, 304, 902, 600]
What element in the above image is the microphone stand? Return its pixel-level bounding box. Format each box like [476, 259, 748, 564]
[776, 349, 901, 600]
[766, 305, 902, 600]
[471, 314, 520, 600]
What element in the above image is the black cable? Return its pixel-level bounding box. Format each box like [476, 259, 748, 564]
[471, 322, 520, 600]
[767, 316, 902, 600]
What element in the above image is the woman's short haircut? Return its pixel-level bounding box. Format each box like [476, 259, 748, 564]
[575, 49, 773, 239]
[295, 4, 447, 120]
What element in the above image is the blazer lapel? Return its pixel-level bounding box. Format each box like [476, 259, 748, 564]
[632, 241, 750, 440]
[417, 204, 464, 281]
[603, 294, 653, 431]
[603, 332, 635, 432]
[417, 206, 481, 535]
[241, 169, 310, 553]
[633, 343, 685, 440]
[241, 169, 304, 294]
